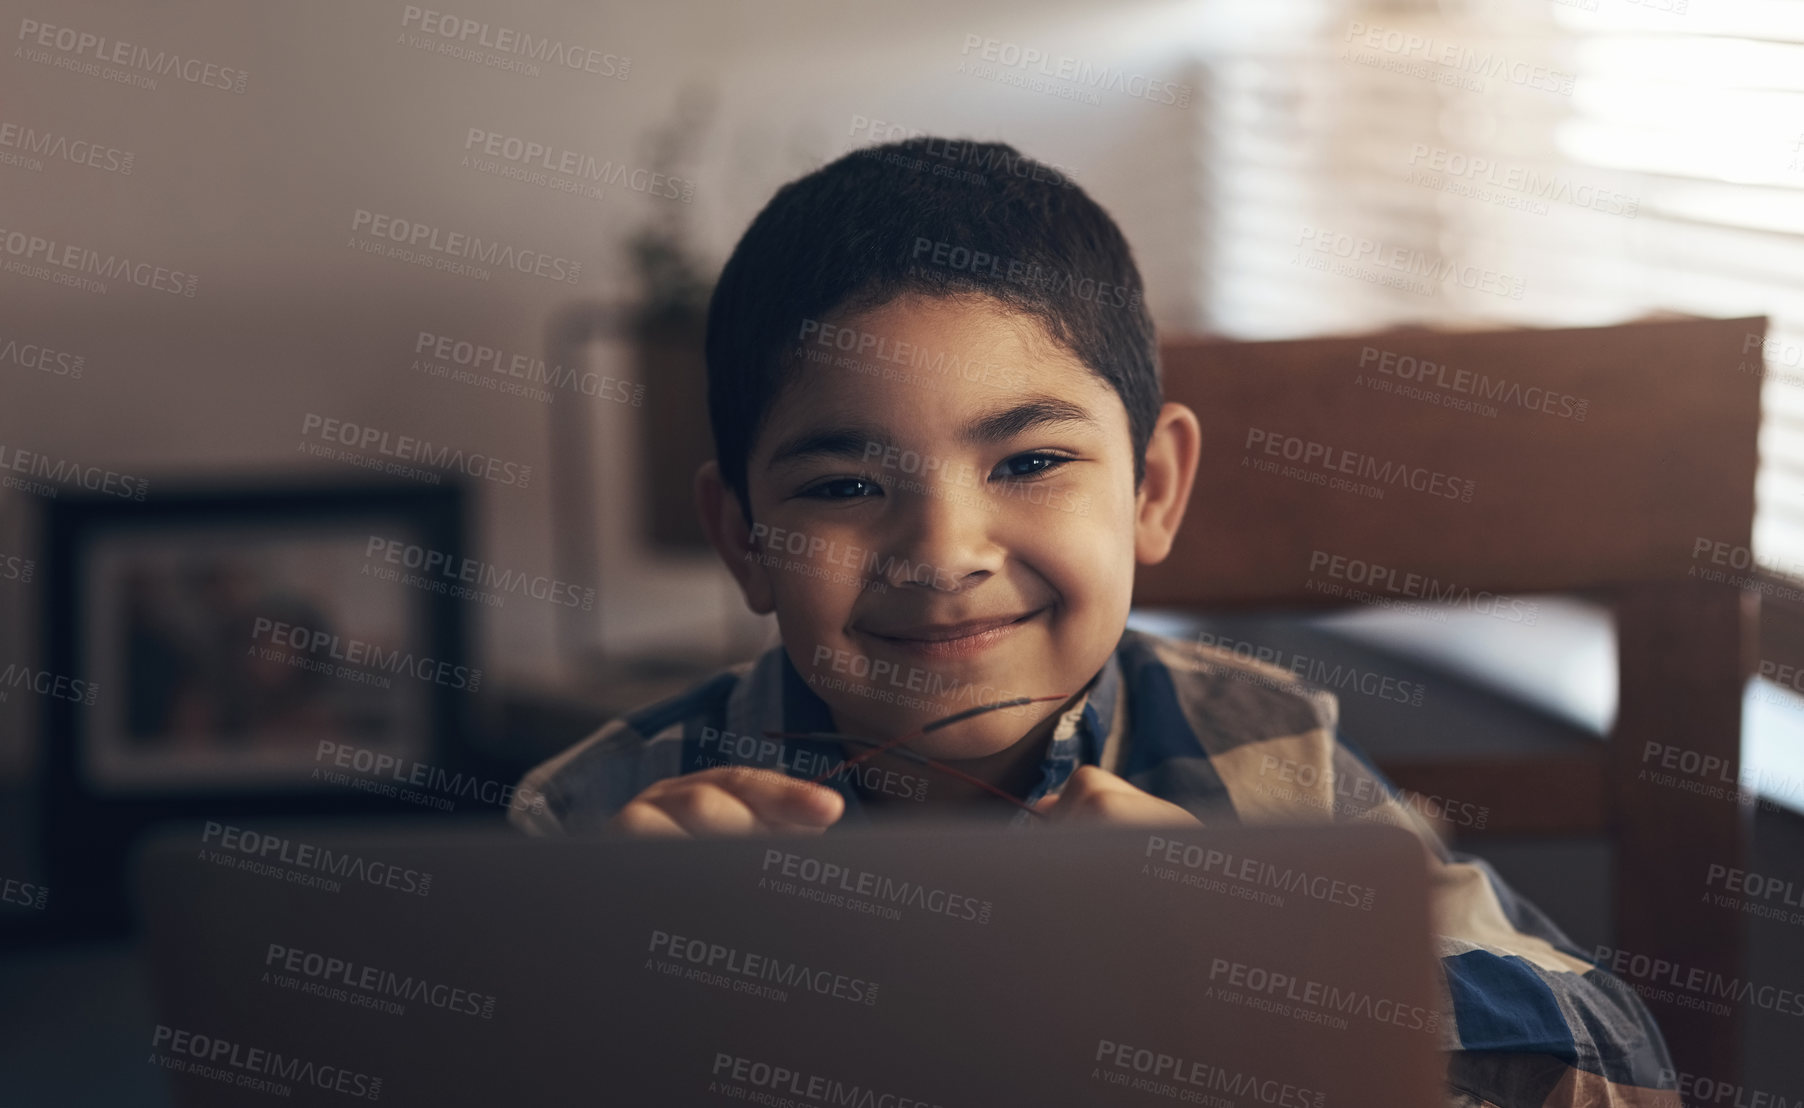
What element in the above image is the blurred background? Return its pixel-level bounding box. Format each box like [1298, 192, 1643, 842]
[4, 0, 1804, 1102]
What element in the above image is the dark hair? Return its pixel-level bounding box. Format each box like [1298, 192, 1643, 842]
[704, 136, 1161, 524]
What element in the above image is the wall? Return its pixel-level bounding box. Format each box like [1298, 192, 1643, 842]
[0, 0, 1206, 778]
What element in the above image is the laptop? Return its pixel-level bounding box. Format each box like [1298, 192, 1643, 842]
[133, 818, 1444, 1107]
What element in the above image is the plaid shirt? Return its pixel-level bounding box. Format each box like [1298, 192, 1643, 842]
[512, 626, 1676, 1107]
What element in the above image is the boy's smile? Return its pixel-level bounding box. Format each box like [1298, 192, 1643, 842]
[696, 291, 1198, 798]
[855, 606, 1046, 661]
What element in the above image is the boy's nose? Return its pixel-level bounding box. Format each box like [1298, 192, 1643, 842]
[879, 490, 1002, 592]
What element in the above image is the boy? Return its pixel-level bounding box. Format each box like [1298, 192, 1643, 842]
[513, 137, 1675, 1107]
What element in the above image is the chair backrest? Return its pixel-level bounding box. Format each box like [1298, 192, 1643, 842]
[1139, 315, 1764, 607]
[1136, 315, 1766, 1088]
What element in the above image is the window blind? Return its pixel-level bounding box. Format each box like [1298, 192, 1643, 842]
[1181, 0, 1804, 807]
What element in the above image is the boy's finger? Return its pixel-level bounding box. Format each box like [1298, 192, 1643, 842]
[1047, 765, 1113, 811]
[1035, 770, 1112, 823]
[698, 767, 846, 827]
[650, 782, 765, 836]
[608, 801, 692, 838]
[1042, 766, 1199, 827]
[760, 818, 837, 836]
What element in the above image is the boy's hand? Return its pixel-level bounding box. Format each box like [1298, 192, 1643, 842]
[1032, 766, 1202, 828]
[608, 767, 845, 837]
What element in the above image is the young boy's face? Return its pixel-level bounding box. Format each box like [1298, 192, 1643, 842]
[720, 293, 1170, 764]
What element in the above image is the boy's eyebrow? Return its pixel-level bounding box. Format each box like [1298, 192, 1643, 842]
[766, 427, 886, 469]
[765, 397, 1099, 469]
[960, 396, 1099, 445]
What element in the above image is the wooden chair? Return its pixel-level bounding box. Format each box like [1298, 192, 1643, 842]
[1136, 315, 1764, 1086]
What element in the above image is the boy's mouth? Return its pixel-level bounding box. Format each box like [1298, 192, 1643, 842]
[859, 608, 1045, 660]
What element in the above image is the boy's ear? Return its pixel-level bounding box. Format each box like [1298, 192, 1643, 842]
[1134, 402, 1202, 565]
[695, 460, 777, 615]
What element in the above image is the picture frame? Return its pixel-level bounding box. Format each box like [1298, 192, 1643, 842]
[38, 479, 471, 934]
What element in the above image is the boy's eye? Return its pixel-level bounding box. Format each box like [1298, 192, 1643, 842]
[797, 452, 1072, 499]
[802, 476, 882, 500]
[995, 452, 1071, 479]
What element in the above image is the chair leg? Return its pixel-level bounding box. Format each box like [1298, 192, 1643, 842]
[1612, 581, 1755, 1088]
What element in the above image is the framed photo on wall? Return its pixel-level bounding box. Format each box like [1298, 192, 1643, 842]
[82, 522, 434, 792]
[39, 479, 471, 933]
